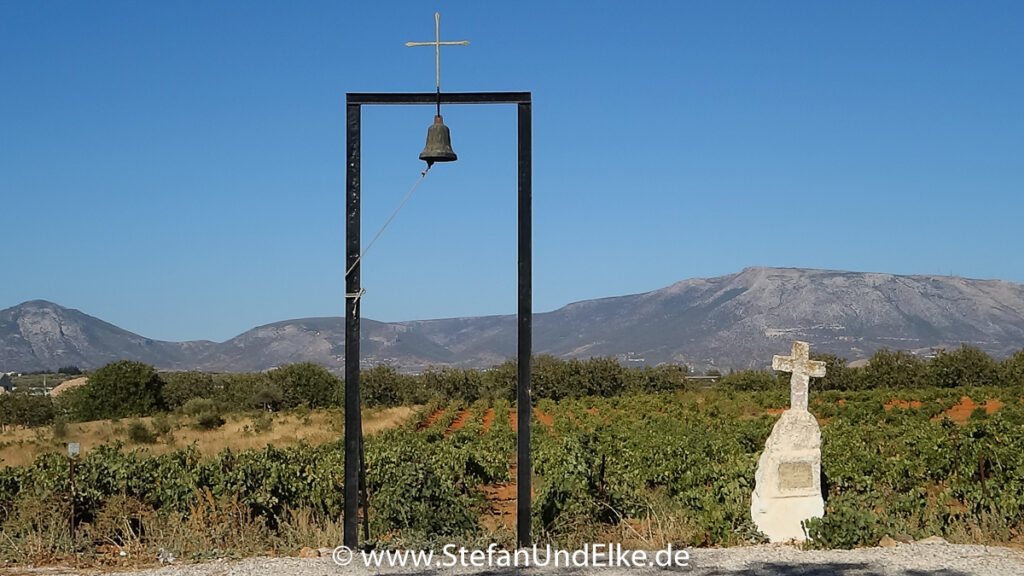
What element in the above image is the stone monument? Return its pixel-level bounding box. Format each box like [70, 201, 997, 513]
[750, 341, 826, 542]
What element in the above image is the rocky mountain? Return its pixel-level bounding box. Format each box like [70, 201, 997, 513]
[0, 300, 217, 373]
[5, 267, 1024, 373]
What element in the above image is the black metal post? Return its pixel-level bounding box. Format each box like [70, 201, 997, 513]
[344, 101, 362, 549]
[516, 101, 532, 548]
[343, 92, 532, 548]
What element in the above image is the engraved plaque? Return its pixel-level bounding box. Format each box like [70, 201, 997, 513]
[778, 461, 813, 491]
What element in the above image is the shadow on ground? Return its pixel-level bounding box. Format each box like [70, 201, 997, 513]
[700, 563, 971, 576]
[342, 564, 973, 576]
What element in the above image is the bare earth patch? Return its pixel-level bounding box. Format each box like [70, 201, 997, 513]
[416, 408, 446, 431]
[480, 408, 495, 434]
[934, 397, 1004, 424]
[533, 408, 554, 428]
[444, 410, 472, 437]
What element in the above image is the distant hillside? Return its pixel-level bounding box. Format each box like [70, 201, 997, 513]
[5, 267, 1024, 373]
[0, 300, 216, 373]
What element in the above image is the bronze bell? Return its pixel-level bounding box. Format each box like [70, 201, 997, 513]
[419, 115, 457, 166]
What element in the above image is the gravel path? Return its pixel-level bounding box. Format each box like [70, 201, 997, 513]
[10, 542, 1024, 576]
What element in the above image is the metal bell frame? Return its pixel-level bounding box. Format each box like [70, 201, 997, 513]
[345, 91, 533, 549]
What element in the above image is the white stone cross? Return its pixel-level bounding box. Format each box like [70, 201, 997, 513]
[772, 341, 826, 412]
[406, 12, 469, 93]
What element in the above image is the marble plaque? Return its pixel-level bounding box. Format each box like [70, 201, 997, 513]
[778, 461, 813, 491]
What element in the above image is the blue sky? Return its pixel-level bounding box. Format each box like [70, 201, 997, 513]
[2, 1, 1022, 343]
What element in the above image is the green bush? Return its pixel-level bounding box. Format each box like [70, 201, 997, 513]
[926, 346, 999, 388]
[251, 411, 273, 433]
[179, 398, 225, 430]
[268, 363, 340, 409]
[52, 416, 68, 439]
[811, 354, 860, 391]
[181, 398, 217, 417]
[858, 349, 926, 389]
[195, 412, 226, 430]
[160, 371, 215, 410]
[362, 365, 425, 407]
[151, 414, 173, 437]
[717, 370, 785, 392]
[0, 393, 56, 428]
[127, 419, 157, 444]
[999, 350, 1024, 387]
[67, 361, 164, 421]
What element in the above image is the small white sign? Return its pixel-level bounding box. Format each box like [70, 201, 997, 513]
[67, 443, 80, 457]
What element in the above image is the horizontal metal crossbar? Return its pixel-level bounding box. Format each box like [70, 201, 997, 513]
[347, 92, 531, 105]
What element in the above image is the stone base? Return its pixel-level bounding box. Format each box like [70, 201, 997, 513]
[750, 492, 824, 542]
[750, 410, 824, 543]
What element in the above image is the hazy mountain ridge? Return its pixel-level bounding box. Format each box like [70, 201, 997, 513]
[0, 300, 217, 372]
[5, 267, 1024, 373]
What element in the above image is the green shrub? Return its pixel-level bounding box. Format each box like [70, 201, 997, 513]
[926, 346, 999, 388]
[127, 420, 157, 444]
[251, 411, 273, 433]
[181, 398, 217, 417]
[52, 416, 68, 439]
[160, 371, 215, 410]
[67, 361, 163, 421]
[969, 406, 989, 422]
[0, 392, 56, 427]
[195, 412, 225, 430]
[858, 349, 926, 389]
[268, 363, 340, 409]
[717, 370, 784, 392]
[151, 413, 173, 437]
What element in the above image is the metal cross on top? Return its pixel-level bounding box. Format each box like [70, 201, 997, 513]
[406, 12, 469, 100]
[772, 341, 826, 412]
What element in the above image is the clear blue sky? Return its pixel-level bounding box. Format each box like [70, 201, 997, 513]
[2, 1, 1022, 343]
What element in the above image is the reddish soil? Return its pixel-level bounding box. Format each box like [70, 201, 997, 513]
[444, 410, 472, 437]
[934, 397, 1004, 424]
[586, 407, 600, 416]
[766, 408, 786, 415]
[480, 408, 495, 435]
[885, 399, 923, 411]
[534, 408, 554, 427]
[506, 408, 556, 432]
[480, 459, 518, 533]
[838, 399, 846, 406]
[943, 397, 979, 423]
[480, 456, 535, 533]
[416, 409, 445, 431]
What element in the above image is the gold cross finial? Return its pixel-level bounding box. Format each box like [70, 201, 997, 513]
[406, 12, 469, 93]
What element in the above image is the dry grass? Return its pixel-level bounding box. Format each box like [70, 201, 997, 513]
[0, 406, 416, 468]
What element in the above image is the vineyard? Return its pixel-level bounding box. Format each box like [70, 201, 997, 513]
[2, 384, 1024, 565]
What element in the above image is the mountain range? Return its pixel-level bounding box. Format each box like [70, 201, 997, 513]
[4, 267, 1024, 374]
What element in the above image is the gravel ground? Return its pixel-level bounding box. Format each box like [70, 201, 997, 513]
[9, 542, 1024, 576]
